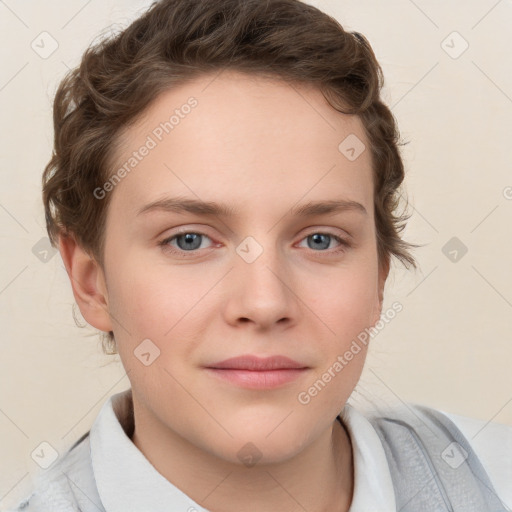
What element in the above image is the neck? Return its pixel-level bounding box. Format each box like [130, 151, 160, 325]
[131, 402, 354, 512]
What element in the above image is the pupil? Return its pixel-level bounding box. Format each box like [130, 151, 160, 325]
[310, 234, 329, 250]
[179, 233, 201, 250]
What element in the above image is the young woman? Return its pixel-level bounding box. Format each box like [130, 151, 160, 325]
[7, 0, 511, 510]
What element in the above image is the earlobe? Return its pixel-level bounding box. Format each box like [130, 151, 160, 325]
[58, 232, 113, 333]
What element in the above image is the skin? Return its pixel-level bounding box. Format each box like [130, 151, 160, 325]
[60, 70, 389, 512]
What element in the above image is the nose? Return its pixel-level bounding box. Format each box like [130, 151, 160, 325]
[222, 240, 301, 331]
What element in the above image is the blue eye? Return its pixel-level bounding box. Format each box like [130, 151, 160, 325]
[298, 233, 350, 254]
[160, 232, 212, 254]
[159, 231, 350, 257]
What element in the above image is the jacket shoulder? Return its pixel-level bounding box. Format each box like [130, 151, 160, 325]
[366, 402, 509, 511]
[5, 432, 102, 512]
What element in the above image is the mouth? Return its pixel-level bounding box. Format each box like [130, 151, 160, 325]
[204, 355, 310, 389]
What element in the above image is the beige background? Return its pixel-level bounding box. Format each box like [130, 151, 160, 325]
[1, 0, 511, 508]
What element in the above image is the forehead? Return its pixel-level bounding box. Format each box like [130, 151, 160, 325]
[106, 70, 374, 220]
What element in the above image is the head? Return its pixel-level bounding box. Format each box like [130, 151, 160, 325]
[46, 0, 418, 464]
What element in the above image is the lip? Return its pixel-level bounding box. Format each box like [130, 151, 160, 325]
[207, 355, 307, 371]
[204, 355, 309, 389]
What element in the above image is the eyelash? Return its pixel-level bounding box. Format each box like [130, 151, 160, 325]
[158, 230, 351, 258]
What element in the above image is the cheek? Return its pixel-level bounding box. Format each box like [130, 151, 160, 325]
[295, 266, 378, 388]
[107, 264, 213, 378]
[311, 265, 380, 337]
[108, 263, 197, 335]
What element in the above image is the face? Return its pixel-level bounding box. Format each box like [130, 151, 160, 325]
[98, 70, 387, 465]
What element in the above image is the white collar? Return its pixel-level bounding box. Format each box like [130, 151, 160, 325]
[90, 388, 396, 512]
[340, 404, 396, 511]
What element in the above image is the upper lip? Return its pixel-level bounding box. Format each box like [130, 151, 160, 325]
[206, 355, 308, 371]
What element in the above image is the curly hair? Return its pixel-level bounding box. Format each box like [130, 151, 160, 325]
[43, 0, 420, 355]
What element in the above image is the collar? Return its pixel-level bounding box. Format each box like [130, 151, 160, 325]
[340, 404, 396, 511]
[90, 388, 396, 511]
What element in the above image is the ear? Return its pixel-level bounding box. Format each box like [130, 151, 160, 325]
[372, 255, 390, 326]
[58, 232, 113, 332]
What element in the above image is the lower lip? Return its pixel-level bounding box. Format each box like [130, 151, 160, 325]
[205, 368, 308, 389]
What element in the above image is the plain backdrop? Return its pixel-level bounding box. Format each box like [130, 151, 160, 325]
[1, 0, 511, 508]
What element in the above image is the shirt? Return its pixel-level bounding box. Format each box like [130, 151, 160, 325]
[8, 388, 512, 511]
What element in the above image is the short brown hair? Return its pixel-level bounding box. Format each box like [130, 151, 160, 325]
[43, 0, 420, 354]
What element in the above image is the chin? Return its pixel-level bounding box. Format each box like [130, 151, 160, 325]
[212, 424, 313, 466]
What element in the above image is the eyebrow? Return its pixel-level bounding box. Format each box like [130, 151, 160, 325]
[136, 197, 368, 218]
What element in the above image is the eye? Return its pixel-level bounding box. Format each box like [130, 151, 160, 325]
[158, 230, 351, 258]
[159, 231, 213, 256]
[297, 232, 351, 254]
